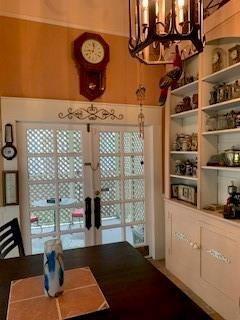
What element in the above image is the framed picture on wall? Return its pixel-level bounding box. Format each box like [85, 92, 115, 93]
[2, 171, 19, 206]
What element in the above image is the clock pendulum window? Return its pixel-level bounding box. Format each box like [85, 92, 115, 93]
[73, 32, 110, 101]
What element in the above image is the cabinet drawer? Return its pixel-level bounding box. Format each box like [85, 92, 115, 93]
[200, 225, 240, 302]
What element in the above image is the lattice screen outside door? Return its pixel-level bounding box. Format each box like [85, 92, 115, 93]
[17, 123, 146, 254]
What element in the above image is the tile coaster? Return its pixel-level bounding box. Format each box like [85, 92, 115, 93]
[7, 267, 110, 320]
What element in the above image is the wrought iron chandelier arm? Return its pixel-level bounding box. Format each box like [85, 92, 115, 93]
[128, 0, 204, 64]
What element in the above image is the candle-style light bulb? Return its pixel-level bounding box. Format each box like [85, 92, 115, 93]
[142, 0, 149, 25]
[156, 1, 159, 17]
[142, 0, 148, 9]
[178, 0, 185, 7]
[177, 0, 185, 24]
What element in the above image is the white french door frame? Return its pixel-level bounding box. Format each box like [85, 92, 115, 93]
[1, 97, 164, 259]
[17, 122, 95, 254]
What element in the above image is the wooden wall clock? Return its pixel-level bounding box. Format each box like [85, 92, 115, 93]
[73, 32, 110, 101]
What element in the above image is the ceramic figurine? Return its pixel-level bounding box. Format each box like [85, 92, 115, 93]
[175, 102, 184, 113]
[232, 80, 240, 99]
[192, 158, 198, 177]
[191, 133, 198, 151]
[192, 94, 198, 109]
[175, 160, 185, 175]
[44, 239, 64, 297]
[182, 96, 192, 111]
[182, 138, 191, 151]
[185, 160, 193, 176]
[209, 86, 218, 105]
[236, 113, 240, 128]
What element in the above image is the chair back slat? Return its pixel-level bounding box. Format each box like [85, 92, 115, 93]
[0, 229, 12, 243]
[0, 236, 15, 253]
[0, 243, 17, 259]
[0, 218, 25, 259]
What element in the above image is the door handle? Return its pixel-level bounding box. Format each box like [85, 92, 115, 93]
[94, 197, 101, 230]
[85, 197, 92, 230]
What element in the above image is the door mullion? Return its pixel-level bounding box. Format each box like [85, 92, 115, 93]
[92, 128, 101, 245]
[53, 127, 60, 238]
[120, 131, 126, 242]
[82, 127, 95, 246]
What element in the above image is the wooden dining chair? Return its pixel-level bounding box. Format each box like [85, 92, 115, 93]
[0, 218, 25, 259]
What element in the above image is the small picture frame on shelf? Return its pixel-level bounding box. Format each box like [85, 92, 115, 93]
[171, 184, 179, 198]
[228, 45, 240, 66]
[2, 171, 19, 206]
[178, 185, 196, 205]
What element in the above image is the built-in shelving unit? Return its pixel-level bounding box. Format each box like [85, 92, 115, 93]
[165, 54, 199, 208]
[165, 5, 240, 317]
[166, 38, 240, 212]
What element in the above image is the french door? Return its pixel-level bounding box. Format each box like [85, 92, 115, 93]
[17, 123, 146, 254]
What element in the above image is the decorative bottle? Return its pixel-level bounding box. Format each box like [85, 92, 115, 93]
[44, 239, 64, 297]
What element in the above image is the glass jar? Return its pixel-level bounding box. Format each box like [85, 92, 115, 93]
[217, 114, 227, 130]
[206, 114, 217, 131]
[191, 133, 198, 151]
[226, 110, 236, 129]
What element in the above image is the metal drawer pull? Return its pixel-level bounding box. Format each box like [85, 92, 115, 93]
[206, 249, 231, 264]
[192, 243, 200, 249]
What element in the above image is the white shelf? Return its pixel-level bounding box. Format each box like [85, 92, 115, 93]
[170, 151, 198, 155]
[202, 127, 240, 136]
[171, 109, 198, 119]
[202, 166, 240, 172]
[171, 80, 198, 96]
[202, 62, 240, 83]
[170, 174, 198, 181]
[202, 97, 240, 112]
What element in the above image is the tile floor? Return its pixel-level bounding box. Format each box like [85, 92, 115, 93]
[150, 259, 224, 320]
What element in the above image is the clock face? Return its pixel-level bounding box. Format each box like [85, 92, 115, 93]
[2, 145, 17, 160]
[81, 39, 105, 64]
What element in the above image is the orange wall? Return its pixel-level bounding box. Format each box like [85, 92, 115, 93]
[0, 16, 163, 105]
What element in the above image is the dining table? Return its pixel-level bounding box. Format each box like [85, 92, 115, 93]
[0, 241, 211, 320]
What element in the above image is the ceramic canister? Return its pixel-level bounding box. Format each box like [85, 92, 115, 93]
[44, 239, 64, 297]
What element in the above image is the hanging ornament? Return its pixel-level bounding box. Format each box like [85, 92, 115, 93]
[136, 84, 146, 139]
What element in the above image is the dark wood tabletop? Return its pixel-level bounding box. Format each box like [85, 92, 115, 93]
[0, 241, 211, 320]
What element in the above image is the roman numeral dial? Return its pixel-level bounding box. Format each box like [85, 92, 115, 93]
[81, 39, 105, 64]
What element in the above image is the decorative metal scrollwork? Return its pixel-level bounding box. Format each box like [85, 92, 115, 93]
[206, 249, 231, 264]
[175, 231, 188, 242]
[175, 232, 200, 250]
[58, 104, 124, 121]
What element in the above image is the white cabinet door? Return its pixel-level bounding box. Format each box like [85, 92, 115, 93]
[200, 222, 240, 320]
[165, 201, 200, 289]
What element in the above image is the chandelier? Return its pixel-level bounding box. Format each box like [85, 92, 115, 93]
[129, 0, 204, 64]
